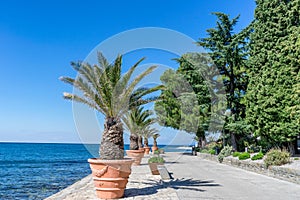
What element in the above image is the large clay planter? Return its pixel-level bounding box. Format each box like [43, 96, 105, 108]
[126, 149, 144, 165]
[88, 158, 134, 199]
[148, 163, 164, 175]
[151, 146, 158, 152]
[144, 147, 150, 154]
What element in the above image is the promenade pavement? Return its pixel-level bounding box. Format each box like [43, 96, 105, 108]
[45, 155, 178, 200]
[46, 152, 300, 200]
[165, 152, 300, 200]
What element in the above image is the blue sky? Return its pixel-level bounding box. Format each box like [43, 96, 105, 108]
[0, 0, 256, 144]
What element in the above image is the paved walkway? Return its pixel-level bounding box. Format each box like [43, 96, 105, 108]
[46, 152, 300, 200]
[164, 152, 300, 200]
[45, 155, 178, 200]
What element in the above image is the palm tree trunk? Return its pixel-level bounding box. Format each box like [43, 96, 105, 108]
[144, 138, 149, 147]
[129, 133, 139, 150]
[153, 139, 157, 147]
[138, 136, 143, 149]
[99, 117, 124, 160]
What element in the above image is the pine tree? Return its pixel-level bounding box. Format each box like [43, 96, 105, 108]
[246, 0, 300, 154]
[197, 12, 251, 151]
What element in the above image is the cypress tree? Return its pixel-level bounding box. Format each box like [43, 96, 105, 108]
[246, 0, 300, 154]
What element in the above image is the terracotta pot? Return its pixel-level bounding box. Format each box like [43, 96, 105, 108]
[148, 163, 164, 175]
[151, 146, 158, 152]
[88, 158, 134, 199]
[126, 149, 144, 165]
[144, 147, 150, 154]
[139, 147, 145, 152]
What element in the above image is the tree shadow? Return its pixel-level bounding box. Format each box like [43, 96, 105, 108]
[124, 178, 221, 197]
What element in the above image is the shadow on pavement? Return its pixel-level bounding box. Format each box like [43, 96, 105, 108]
[124, 178, 221, 197]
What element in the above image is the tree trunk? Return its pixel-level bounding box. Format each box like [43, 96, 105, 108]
[99, 117, 124, 160]
[144, 138, 149, 147]
[153, 139, 157, 147]
[129, 133, 139, 150]
[198, 135, 206, 148]
[230, 132, 237, 151]
[288, 141, 296, 156]
[138, 136, 143, 149]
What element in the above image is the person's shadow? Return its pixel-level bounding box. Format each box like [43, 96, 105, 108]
[124, 177, 221, 197]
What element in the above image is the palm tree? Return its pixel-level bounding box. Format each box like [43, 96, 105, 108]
[152, 133, 160, 149]
[142, 126, 158, 147]
[122, 106, 155, 150]
[60, 52, 157, 160]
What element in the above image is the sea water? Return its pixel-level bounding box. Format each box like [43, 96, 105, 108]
[0, 143, 190, 199]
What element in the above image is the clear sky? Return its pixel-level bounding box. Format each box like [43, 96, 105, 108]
[0, 0, 256, 144]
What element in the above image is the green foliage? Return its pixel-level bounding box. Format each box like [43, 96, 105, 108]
[200, 149, 210, 154]
[238, 152, 250, 160]
[209, 149, 216, 155]
[198, 12, 252, 151]
[294, 158, 299, 161]
[206, 142, 218, 150]
[153, 150, 160, 155]
[195, 147, 200, 152]
[60, 53, 158, 159]
[123, 107, 155, 136]
[251, 152, 264, 161]
[61, 53, 157, 119]
[232, 152, 241, 157]
[148, 156, 165, 163]
[245, 0, 300, 152]
[154, 53, 215, 148]
[264, 149, 291, 167]
[218, 145, 233, 163]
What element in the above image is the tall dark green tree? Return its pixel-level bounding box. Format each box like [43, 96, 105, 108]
[246, 0, 300, 154]
[155, 53, 212, 148]
[197, 12, 251, 151]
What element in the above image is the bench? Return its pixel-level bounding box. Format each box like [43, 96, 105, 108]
[157, 165, 171, 180]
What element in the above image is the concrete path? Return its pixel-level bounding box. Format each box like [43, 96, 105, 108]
[45, 155, 178, 200]
[164, 152, 300, 200]
[45, 152, 300, 200]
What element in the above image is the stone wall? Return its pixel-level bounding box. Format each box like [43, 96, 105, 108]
[197, 152, 300, 184]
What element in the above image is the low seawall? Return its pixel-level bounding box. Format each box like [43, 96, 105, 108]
[197, 153, 300, 185]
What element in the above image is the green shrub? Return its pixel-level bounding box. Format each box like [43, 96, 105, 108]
[206, 142, 217, 150]
[232, 152, 241, 157]
[251, 152, 264, 160]
[148, 156, 165, 163]
[294, 157, 299, 161]
[238, 152, 250, 160]
[264, 148, 290, 167]
[200, 149, 210, 154]
[154, 150, 160, 155]
[248, 149, 254, 153]
[209, 149, 216, 155]
[218, 145, 233, 163]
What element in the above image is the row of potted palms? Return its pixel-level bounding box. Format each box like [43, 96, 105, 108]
[60, 53, 164, 199]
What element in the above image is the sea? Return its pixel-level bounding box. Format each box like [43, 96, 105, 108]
[0, 143, 191, 200]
